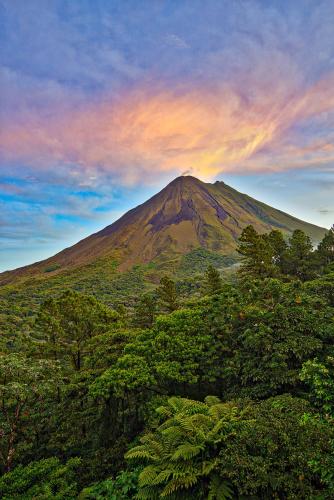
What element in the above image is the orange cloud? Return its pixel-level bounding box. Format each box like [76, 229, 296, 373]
[1, 74, 334, 183]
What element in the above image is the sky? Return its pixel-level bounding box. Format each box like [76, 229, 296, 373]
[0, 0, 334, 271]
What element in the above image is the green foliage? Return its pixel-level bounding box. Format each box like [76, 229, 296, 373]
[0, 353, 60, 472]
[34, 290, 119, 370]
[126, 394, 331, 499]
[205, 278, 331, 397]
[2, 225, 334, 497]
[44, 264, 61, 273]
[301, 355, 334, 414]
[317, 225, 334, 267]
[218, 395, 332, 498]
[0, 457, 81, 499]
[126, 396, 235, 499]
[286, 229, 314, 280]
[203, 265, 222, 295]
[300, 356, 334, 495]
[157, 277, 179, 312]
[80, 468, 140, 499]
[237, 225, 278, 278]
[90, 354, 155, 399]
[237, 225, 333, 281]
[133, 293, 157, 328]
[306, 271, 334, 306]
[178, 248, 236, 276]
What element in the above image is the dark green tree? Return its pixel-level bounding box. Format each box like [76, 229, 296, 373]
[237, 225, 277, 278]
[133, 293, 157, 328]
[0, 354, 60, 472]
[35, 290, 118, 371]
[80, 468, 140, 499]
[286, 229, 314, 280]
[0, 457, 81, 499]
[317, 225, 334, 267]
[203, 265, 222, 295]
[157, 276, 179, 313]
[267, 229, 288, 271]
[126, 395, 331, 499]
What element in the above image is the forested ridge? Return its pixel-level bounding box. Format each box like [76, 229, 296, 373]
[1, 225, 334, 499]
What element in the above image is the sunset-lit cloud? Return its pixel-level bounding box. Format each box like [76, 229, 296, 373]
[1, 72, 334, 183]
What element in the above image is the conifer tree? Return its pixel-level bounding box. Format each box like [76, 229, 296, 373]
[267, 229, 288, 272]
[157, 276, 179, 312]
[286, 229, 313, 280]
[204, 265, 223, 295]
[133, 293, 156, 328]
[317, 225, 334, 267]
[237, 225, 277, 277]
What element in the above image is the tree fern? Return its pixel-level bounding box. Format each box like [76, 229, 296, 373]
[126, 396, 237, 498]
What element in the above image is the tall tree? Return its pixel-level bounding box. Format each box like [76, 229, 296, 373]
[237, 225, 277, 278]
[35, 290, 118, 371]
[203, 265, 223, 295]
[317, 225, 334, 267]
[0, 354, 60, 472]
[157, 277, 179, 313]
[267, 229, 288, 272]
[286, 229, 314, 280]
[133, 293, 157, 328]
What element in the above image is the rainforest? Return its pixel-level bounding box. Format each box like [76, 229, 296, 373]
[1, 224, 334, 499]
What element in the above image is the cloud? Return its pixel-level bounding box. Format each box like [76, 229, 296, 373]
[1, 72, 334, 184]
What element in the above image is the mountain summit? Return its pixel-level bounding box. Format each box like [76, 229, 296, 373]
[0, 176, 326, 282]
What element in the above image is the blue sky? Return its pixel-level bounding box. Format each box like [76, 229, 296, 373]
[0, 0, 334, 271]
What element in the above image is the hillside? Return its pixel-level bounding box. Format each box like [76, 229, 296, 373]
[0, 175, 326, 285]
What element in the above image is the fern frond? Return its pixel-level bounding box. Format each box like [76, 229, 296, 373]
[138, 465, 159, 486]
[152, 469, 174, 485]
[208, 474, 234, 500]
[125, 446, 155, 461]
[171, 443, 203, 461]
[202, 458, 219, 476]
[205, 395, 222, 407]
[160, 475, 198, 497]
[135, 485, 160, 499]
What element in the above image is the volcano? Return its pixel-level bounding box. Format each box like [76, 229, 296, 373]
[0, 176, 327, 284]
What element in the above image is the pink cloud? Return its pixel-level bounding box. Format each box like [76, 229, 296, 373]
[1, 74, 334, 184]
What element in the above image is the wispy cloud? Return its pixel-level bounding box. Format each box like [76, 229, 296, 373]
[1, 73, 334, 182]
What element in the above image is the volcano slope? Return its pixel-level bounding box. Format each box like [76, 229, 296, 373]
[0, 175, 326, 285]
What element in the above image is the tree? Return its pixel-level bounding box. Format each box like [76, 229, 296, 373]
[205, 278, 331, 398]
[126, 396, 234, 499]
[203, 265, 222, 295]
[157, 277, 179, 313]
[317, 225, 334, 267]
[300, 356, 334, 495]
[219, 395, 332, 498]
[126, 394, 331, 499]
[35, 290, 119, 371]
[133, 293, 157, 328]
[267, 229, 288, 270]
[0, 457, 81, 499]
[300, 355, 334, 416]
[237, 225, 277, 278]
[286, 229, 314, 280]
[0, 354, 60, 472]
